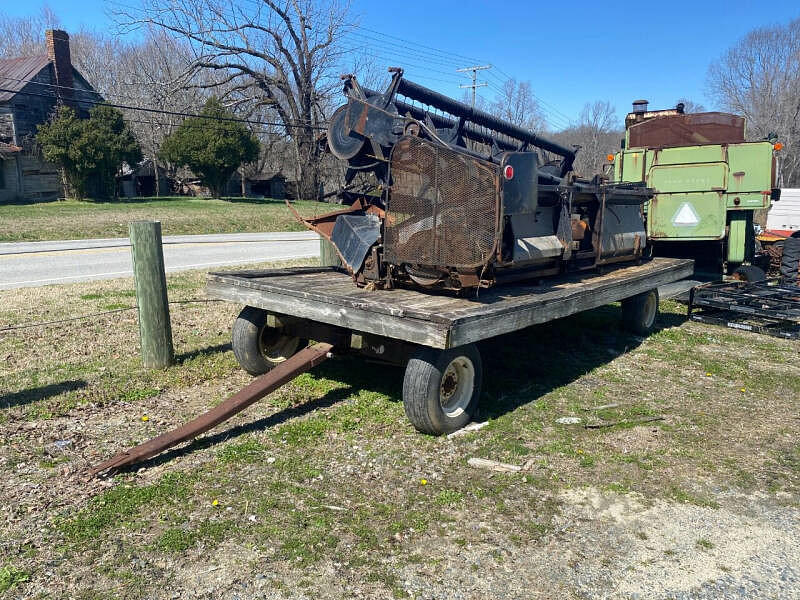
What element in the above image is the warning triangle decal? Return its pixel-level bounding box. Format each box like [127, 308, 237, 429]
[672, 202, 700, 226]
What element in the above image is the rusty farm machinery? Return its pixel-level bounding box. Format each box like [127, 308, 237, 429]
[89, 69, 696, 476]
[291, 68, 651, 291]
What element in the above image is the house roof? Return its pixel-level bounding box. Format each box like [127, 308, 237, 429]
[0, 55, 51, 103]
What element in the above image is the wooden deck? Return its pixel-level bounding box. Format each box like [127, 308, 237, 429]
[206, 258, 694, 349]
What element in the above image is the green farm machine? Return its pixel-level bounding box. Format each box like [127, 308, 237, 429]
[612, 100, 781, 278]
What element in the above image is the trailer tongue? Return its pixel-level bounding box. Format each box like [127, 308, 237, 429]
[87, 343, 333, 477]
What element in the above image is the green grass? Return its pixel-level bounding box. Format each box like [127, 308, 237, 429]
[60, 472, 195, 543]
[0, 565, 30, 593]
[0, 196, 331, 241]
[3, 257, 800, 598]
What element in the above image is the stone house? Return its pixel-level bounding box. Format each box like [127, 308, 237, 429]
[0, 29, 101, 202]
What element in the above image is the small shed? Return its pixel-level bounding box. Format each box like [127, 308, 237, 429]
[225, 171, 287, 199]
[118, 159, 173, 198]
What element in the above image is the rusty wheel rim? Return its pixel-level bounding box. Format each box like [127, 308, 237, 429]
[439, 356, 475, 418]
[259, 328, 301, 363]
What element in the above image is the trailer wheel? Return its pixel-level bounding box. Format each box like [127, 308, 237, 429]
[732, 265, 766, 282]
[403, 344, 482, 435]
[621, 289, 659, 335]
[232, 306, 307, 376]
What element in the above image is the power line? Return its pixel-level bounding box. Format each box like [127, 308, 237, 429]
[457, 65, 490, 109]
[483, 79, 571, 131]
[484, 66, 574, 127]
[341, 32, 466, 69]
[347, 24, 483, 65]
[0, 78, 327, 131]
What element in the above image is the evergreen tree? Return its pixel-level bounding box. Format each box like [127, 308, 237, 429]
[160, 98, 260, 197]
[37, 104, 142, 199]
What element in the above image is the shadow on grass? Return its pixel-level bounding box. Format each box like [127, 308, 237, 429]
[0, 379, 87, 409]
[129, 385, 354, 472]
[175, 343, 232, 363]
[125, 356, 403, 472]
[115, 306, 687, 472]
[477, 305, 688, 420]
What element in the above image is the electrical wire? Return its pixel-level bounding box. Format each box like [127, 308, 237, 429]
[0, 78, 327, 131]
[0, 298, 222, 333]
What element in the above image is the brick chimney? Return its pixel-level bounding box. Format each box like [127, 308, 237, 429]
[45, 29, 74, 105]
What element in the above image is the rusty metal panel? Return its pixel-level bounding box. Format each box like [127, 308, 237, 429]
[0, 55, 51, 102]
[628, 113, 745, 149]
[385, 136, 499, 269]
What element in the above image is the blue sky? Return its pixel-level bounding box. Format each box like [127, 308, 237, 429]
[4, 0, 798, 130]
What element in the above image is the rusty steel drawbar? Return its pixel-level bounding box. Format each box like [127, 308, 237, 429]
[87, 342, 334, 477]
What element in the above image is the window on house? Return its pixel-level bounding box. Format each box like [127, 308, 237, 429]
[0, 164, 6, 189]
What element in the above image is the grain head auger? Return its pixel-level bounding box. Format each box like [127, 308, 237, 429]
[290, 68, 653, 291]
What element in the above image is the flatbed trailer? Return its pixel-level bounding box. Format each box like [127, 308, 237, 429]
[206, 257, 693, 435]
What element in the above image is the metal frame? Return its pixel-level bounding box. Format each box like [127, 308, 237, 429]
[688, 279, 800, 339]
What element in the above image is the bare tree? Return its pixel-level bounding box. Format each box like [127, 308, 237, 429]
[0, 6, 59, 58]
[118, 0, 352, 200]
[552, 101, 621, 177]
[707, 18, 800, 186]
[491, 79, 545, 132]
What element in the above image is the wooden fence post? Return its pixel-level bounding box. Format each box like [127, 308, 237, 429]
[129, 220, 174, 368]
[319, 237, 342, 268]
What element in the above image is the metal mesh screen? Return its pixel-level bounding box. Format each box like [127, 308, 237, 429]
[385, 136, 499, 269]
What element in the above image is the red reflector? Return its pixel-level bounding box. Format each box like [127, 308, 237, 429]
[503, 165, 514, 180]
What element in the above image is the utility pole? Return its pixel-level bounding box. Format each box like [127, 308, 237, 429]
[457, 65, 491, 108]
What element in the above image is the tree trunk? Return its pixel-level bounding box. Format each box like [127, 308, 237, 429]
[154, 158, 161, 197]
[296, 135, 320, 201]
[241, 167, 246, 198]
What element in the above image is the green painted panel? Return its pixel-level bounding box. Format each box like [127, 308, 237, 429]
[725, 192, 769, 209]
[621, 150, 645, 182]
[647, 192, 726, 240]
[653, 145, 725, 165]
[727, 142, 773, 194]
[648, 162, 728, 193]
[727, 212, 746, 263]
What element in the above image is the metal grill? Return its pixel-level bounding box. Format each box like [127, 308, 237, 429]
[385, 136, 499, 269]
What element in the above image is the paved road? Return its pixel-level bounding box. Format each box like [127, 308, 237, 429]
[0, 232, 320, 290]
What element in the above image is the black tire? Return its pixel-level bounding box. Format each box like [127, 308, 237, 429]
[402, 344, 482, 435]
[231, 306, 307, 376]
[732, 265, 766, 282]
[780, 236, 800, 283]
[621, 289, 659, 336]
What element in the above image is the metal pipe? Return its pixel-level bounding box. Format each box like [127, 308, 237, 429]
[87, 342, 334, 476]
[395, 78, 576, 161]
[388, 96, 518, 152]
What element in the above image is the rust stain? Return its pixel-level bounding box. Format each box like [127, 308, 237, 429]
[732, 170, 745, 193]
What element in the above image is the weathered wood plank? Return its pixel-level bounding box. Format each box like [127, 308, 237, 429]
[207, 258, 694, 350]
[206, 280, 451, 348]
[447, 260, 695, 346]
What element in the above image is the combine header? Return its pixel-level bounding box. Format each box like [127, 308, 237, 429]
[293, 68, 651, 291]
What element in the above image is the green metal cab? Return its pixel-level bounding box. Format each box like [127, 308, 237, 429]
[612, 102, 777, 271]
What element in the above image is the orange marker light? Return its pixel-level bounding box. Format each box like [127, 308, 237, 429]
[774, 142, 783, 151]
[607, 154, 615, 162]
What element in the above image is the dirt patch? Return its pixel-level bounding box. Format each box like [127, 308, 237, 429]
[602, 424, 666, 454]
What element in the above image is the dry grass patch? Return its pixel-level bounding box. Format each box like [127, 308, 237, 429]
[1, 278, 798, 599]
